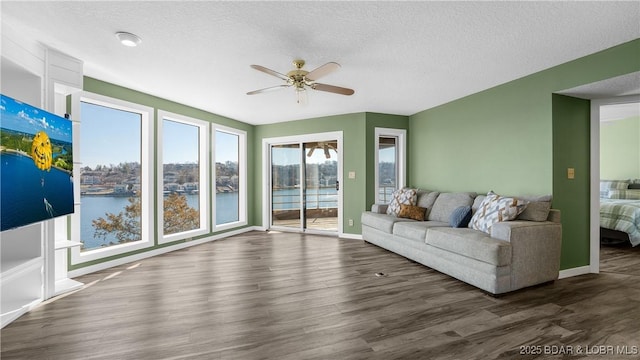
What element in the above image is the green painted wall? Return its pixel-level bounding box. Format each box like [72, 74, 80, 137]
[253, 113, 367, 234]
[71, 77, 255, 270]
[365, 113, 410, 208]
[600, 116, 640, 180]
[408, 39, 640, 270]
[552, 94, 590, 269]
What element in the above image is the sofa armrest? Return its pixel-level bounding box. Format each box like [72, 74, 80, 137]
[491, 221, 562, 290]
[371, 203, 389, 214]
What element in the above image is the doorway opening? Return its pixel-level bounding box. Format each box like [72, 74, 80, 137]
[591, 96, 640, 273]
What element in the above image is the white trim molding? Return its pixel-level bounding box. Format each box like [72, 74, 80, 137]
[374, 127, 406, 204]
[590, 95, 640, 274]
[559, 266, 591, 279]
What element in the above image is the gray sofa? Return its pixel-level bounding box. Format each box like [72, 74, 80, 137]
[361, 190, 562, 294]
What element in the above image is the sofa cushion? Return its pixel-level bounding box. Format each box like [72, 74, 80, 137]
[428, 192, 476, 223]
[386, 188, 417, 216]
[398, 204, 427, 221]
[469, 192, 528, 234]
[393, 221, 449, 242]
[416, 190, 440, 214]
[426, 227, 512, 266]
[450, 206, 472, 228]
[361, 211, 413, 233]
[515, 194, 552, 221]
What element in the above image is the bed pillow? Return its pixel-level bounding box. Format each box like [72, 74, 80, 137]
[386, 188, 417, 217]
[608, 189, 640, 200]
[600, 180, 629, 198]
[469, 191, 529, 234]
[398, 204, 427, 221]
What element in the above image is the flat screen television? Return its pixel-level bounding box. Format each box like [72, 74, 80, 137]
[1, 94, 74, 232]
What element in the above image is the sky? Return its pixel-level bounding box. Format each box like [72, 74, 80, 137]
[77, 101, 392, 168]
[80, 101, 238, 168]
[0, 94, 72, 143]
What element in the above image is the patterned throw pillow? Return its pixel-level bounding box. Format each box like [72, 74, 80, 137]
[386, 188, 417, 217]
[398, 204, 427, 221]
[469, 191, 529, 234]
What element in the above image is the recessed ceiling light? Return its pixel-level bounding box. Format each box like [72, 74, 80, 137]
[115, 32, 142, 47]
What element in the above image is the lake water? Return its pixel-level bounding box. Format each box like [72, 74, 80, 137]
[80, 188, 339, 250]
[1, 152, 74, 231]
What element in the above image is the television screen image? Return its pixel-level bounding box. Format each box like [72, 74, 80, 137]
[1, 94, 74, 232]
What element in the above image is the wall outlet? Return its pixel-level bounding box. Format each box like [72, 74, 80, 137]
[567, 167, 575, 179]
[348, 219, 354, 226]
[348, 171, 356, 179]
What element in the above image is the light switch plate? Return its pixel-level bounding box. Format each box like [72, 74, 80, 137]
[348, 171, 356, 179]
[567, 168, 575, 179]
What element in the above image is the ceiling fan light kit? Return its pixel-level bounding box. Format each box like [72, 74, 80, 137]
[247, 59, 355, 102]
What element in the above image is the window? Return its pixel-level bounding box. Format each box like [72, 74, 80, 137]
[374, 128, 406, 204]
[158, 111, 209, 243]
[214, 126, 247, 229]
[71, 92, 153, 264]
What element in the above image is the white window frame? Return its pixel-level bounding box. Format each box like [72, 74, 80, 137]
[157, 110, 210, 244]
[212, 124, 247, 231]
[374, 127, 406, 204]
[70, 92, 154, 264]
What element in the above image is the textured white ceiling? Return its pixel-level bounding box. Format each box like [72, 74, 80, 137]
[2, 1, 639, 125]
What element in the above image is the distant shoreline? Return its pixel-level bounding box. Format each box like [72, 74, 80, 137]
[0, 148, 73, 175]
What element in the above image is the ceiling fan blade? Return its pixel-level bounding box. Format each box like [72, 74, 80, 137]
[246, 84, 290, 95]
[250, 64, 290, 81]
[305, 62, 341, 81]
[311, 83, 355, 96]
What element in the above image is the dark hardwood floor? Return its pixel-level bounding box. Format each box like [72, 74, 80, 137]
[2, 231, 639, 360]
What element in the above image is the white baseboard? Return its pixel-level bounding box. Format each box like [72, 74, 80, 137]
[340, 233, 363, 240]
[68, 226, 260, 278]
[558, 265, 592, 279]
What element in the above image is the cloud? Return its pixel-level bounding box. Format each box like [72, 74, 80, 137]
[38, 116, 50, 129]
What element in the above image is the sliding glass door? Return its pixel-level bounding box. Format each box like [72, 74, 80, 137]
[269, 138, 339, 234]
[304, 141, 338, 232]
[271, 144, 302, 229]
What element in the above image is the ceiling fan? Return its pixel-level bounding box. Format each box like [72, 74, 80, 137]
[307, 141, 338, 159]
[247, 59, 355, 102]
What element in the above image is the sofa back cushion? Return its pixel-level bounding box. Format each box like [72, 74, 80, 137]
[515, 194, 552, 221]
[427, 192, 476, 223]
[416, 190, 440, 218]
